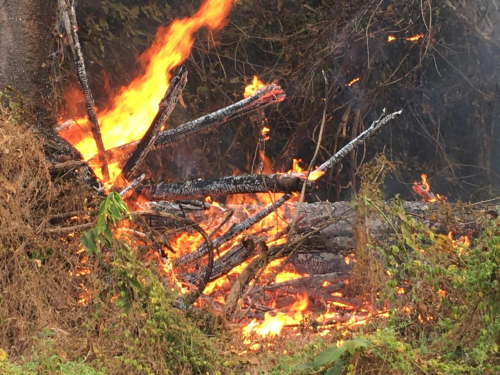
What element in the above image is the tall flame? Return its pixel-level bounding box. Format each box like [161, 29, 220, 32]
[61, 0, 235, 183]
[244, 76, 265, 98]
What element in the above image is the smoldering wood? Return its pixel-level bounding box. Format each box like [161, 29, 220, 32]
[130, 210, 214, 305]
[86, 84, 285, 166]
[135, 174, 313, 201]
[68, 0, 109, 180]
[316, 110, 403, 173]
[174, 194, 291, 267]
[184, 229, 353, 285]
[224, 243, 269, 317]
[248, 273, 347, 297]
[180, 198, 491, 288]
[119, 67, 188, 181]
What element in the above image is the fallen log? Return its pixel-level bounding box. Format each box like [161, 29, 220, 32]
[134, 174, 313, 201]
[174, 194, 291, 267]
[86, 84, 285, 166]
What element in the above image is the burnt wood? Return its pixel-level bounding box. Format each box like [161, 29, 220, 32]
[135, 174, 313, 201]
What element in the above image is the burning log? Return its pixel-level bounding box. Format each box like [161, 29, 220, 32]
[118, 67, 188, 181]
[86, 85, 285, 166]
[134, 174, 313, 201]
[174, 194, 291, 267]
[67, 0, 109, 180]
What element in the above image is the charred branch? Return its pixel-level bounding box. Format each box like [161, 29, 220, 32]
[135, 174, 313, 201]
[87, 85, 285, 166]
[68, 0, 109, 180]
[174, 194, 291, 267]
[118, 67, 188, 181]
[130, 210, 213, 305]
[317, 110, 402, 173]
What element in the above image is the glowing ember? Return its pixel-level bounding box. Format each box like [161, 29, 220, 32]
[412, 173, 445, 203]
[405, 33, 424, 42]
[60, 0, 235, 184]
[261, 126, 271, 141]
[388, 35, 397, 42]
[243, 76, 266, 98]
[346, 77, 360, 87]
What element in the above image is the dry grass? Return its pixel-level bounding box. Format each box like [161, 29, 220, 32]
[0, 109, 92, 358]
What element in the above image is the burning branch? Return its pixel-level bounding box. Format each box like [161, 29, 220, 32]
[134, 174, 313, 201]
[87, 85, 285, 166]
[67, 0, 109, 180]
[118, 67, 188, 181]
[174, 194, 291, 267]
[130, 210, 213, 304]
[316, 109, 403, 173]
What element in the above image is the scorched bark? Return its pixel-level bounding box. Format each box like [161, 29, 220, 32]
[135, 174, 313, 201]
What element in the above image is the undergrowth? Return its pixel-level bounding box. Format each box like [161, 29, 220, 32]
[0, 108, 229, 374]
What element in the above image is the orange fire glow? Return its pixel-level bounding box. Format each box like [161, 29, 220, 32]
[287, 158, 325, 181]
[413, 173, 446, 203]
[59, 0, 235, 184]
[346, 77, 360, 87]
[405, 33, 424, 42]
[244, 76, 266, 98]
[242, 293, 309, 338]
[388, 35, 397, 42]
[261, 126, 271, 141]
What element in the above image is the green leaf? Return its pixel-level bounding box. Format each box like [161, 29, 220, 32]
[130, 277, 142, 292]
[313, 346, 346, 369]
[96, 214, 106, 233]
[103, 227, 113, 244]
[324, 359, 343, 375]
[294, 362, 315, 371]
[344, 338, 370, 355]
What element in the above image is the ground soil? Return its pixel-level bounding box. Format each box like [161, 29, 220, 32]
[0, 0, 55, 102]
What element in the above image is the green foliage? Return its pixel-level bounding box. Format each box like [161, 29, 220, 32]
[295, 337, 370, 375]
[81, 192, 130, 256]
[0, 329, 105, 375]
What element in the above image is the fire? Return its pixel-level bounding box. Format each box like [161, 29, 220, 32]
[388, 35, 397, 42]
[261, 126, 271, 141]
[59, 0, 235, 184]
[242, 293, 309, 338]
[405, 34, 424, 42]
[287, 158, 325, 181]
[346, 77, 360, 87]
[244, 76, 266, 98]
[412, 173, 445, 203]
[447, 231, 471, 249]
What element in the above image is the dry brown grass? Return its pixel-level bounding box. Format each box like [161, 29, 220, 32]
[0, 109, 91, 358]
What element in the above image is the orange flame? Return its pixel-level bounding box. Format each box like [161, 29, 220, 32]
[242, 293, 309, 338]
[405, 34, 424, 42]
[243, 76, 266, 98]
[388, 35, 397, 42]
[60, 0, 235, 184]
[287, 158, 325, 181]
[261, 126, 271, 141]
[346, 77, 360, 87]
